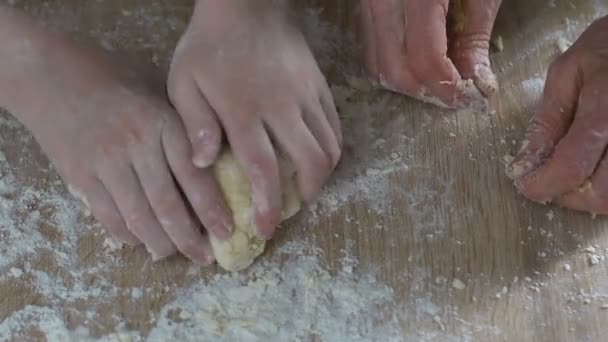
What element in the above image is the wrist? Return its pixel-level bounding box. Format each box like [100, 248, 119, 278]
[0, 9, 74, 126]
[0, 7, 36, 118]
[190, 0, 289, 29]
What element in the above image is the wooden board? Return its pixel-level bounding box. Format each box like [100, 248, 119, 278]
[1, 0, 608, 340]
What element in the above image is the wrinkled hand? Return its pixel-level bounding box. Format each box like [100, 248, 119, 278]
[360, 0, 502, 108]
[509, 16, 608, 215]
[168, 0, 342, 239]
[0, 10, 233, 264]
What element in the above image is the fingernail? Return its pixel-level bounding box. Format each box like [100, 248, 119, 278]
[150, 251, 166, 262]
[192, 149, 214, 168]
[506, 141, 535, 180]
[473, 64, 498, 97]
[506, 159, 536, 180]
[507, 139, 549, 180]
[191, 130, 218, 168]
[223, 214, 234, 234]
[204, 250, 215, 265]
[124, 237, 140, 247]
[455, 79, 488, 112]
[193, 253, 214, 266]
[251, 218, 269, 240]
[148, 246, 173, 262]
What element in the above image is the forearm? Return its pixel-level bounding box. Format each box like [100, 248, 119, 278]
[0, 7, 114, 129]
[190, 0, 291, 33]
[0, 7, 56, 121]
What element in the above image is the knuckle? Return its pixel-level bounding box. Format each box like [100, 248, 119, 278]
[452, 32, 491, 53]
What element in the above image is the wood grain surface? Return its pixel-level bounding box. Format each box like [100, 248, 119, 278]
[1, 0, 608, 341]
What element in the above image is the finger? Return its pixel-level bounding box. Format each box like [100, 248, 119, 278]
[168, 77, 222, 168]
[303, 101, 341, 170]
[448, 0, 502, 97]
[359, 0, 379, 79]
[556, 155, 608, 215]
[70, 181, 140, 245]
[224, 121, 282, 239]
[131, 142, 215, 265]
[266, 109, 330, 203]
[518, 77, 608, 202]
[319, 83, 343, 147]
[99, 161, 177, 261]
[162, 116, 234, 241]
[404, 0, 485, 108]
[359, 0, 407, 84]
[88, 182, 141, 245]
[508, 55, 581, 182]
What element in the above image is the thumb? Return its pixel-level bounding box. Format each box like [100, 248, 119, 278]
[449, 0, 502, 97]
[168, 79, 222, 168]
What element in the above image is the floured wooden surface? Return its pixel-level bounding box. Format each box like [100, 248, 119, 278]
[1, 0, 608, 340]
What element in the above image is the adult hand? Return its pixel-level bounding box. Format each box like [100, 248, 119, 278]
[509, 16, 608, 215]
[360, 0, 502, 109]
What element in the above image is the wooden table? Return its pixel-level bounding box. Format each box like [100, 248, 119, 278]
[1, 0, 608, 340]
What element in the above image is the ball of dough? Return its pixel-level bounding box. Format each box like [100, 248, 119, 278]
[211, 150, 301, 271]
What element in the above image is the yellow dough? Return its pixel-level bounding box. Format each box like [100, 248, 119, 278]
[211, 149, 301, 271]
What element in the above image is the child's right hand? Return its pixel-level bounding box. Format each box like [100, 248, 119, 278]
[168, 0, 342, 239]
[0, 9, 233, 265]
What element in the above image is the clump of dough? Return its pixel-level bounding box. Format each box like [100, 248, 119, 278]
[211, 150, 301, 271]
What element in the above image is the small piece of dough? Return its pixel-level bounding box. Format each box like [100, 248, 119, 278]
[211, 149, 301, 271]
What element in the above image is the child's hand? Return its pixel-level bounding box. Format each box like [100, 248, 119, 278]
[360, 0, 502, 108]
[510, 16, 608, 215]
[168, 0, 342, 239]
[0, 9, 233, 264]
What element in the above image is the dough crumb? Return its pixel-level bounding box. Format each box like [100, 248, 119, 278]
[556, 36, 572, 53]
[491, 35, 504, 52]
[211, 150, 301, 271]
[452, 278, 466, 290]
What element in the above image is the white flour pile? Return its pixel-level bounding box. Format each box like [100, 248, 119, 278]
[148, 242, 400, 342]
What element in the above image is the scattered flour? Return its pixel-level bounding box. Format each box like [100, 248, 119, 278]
[148, 242, 400, 342]
[2, 1, 607, 340]
[0, 109, 409, 341]
[521, 77, 545, 99]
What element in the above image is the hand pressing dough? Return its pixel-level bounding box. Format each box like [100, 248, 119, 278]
[211, 149, 301, 271]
